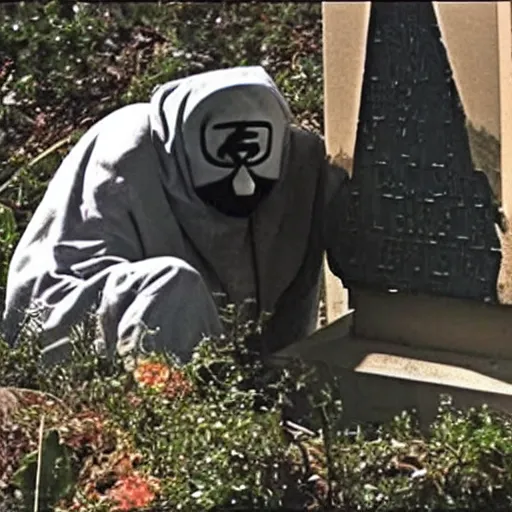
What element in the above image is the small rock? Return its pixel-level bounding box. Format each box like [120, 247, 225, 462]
[2, 91, 16, 106]
[0, 388, 20, 425]
[411, 468, 427, 479]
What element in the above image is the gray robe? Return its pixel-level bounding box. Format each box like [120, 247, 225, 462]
[2, 66, 347, 363]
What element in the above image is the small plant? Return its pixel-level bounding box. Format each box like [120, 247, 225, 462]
[12, 426, 74, 511]
[4, 309, 512, 511]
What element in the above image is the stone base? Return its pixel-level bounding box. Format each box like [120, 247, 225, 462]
[275, 293, 512, 430]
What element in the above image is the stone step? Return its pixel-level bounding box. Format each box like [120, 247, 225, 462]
[350, 289, 512, 360]
[275, 311, 512, 429]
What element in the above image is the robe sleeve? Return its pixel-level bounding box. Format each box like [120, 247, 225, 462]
[2, 106, 147, 346]
[3, 105, 222, 362]
[322, 159, 351, 284]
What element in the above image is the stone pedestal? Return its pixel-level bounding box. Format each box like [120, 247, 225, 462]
[307, 1, 512, 426]
[278, 292, 512, 429]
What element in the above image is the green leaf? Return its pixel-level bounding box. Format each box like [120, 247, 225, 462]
[12, 428, 75, 510]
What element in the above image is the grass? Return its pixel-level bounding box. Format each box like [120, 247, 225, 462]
[2, 2, 512, 511]
[3, 315, 512, 511]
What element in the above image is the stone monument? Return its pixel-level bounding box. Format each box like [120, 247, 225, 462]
[280, 1, 512, 429]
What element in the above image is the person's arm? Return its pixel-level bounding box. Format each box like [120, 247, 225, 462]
[321, 159, 351, 283]
[3, 106, 146, 346]
[3, 104, 222, 363]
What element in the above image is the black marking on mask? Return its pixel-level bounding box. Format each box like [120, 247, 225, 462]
[196, 120, 276, 217]
[200, 121, 273, 174]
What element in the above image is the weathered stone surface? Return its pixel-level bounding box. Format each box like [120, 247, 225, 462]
[330, 2, 502, 303]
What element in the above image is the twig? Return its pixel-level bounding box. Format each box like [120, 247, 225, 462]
[34, 413, 45, 512]
[445, 443, 460, 459]
[0, 135, 71, 195]
[319, 404, 336, 508]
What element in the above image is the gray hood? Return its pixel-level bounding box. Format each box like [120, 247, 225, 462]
[148, 66, 298, 312]
[150, 66, 292, 201]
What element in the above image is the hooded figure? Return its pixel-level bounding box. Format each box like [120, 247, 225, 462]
[2, 66, 347, 364]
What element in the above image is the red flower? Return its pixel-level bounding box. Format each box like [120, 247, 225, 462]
[107, 473, 159, 511]
[133, 361, 170, 391]
[133, 360, 193, 399]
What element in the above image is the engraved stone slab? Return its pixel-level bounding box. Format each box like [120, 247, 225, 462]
[324, 1, 512, 306]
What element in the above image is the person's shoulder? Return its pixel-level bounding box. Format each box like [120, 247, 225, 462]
[289, 124, 325, 154]
[95, 103, 151, 151]
[76, 103, 158, 176]
[289, 125, 349, 189]
[287, 125, 327, 174]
